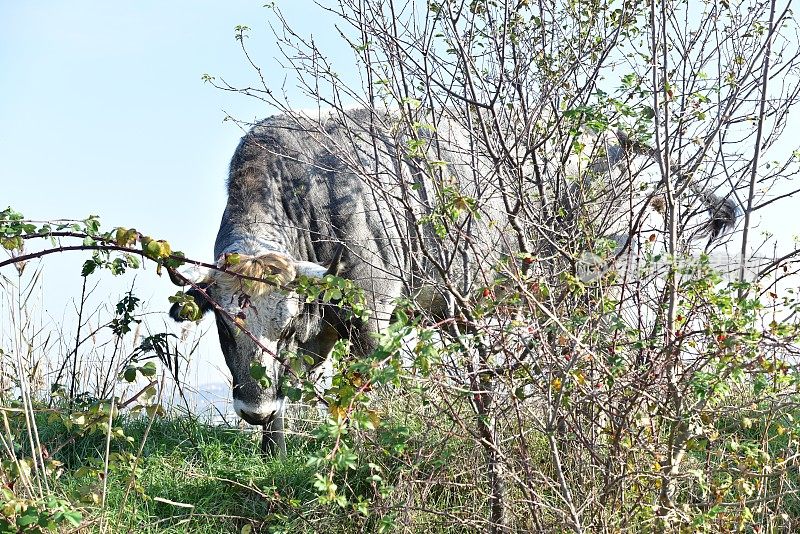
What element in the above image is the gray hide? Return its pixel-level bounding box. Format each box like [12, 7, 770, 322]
[170, 109, 737, 455]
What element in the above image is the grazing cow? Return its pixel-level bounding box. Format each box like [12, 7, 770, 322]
[169, 109, 737, 454]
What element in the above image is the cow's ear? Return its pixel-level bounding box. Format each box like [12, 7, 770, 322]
[294, 300, 324, 343]
[169, 285, 214, 322]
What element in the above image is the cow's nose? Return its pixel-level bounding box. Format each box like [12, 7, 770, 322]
[237, 408, 274, 425]
[233, 398, 283, 425]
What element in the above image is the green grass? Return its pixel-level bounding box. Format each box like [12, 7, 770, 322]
[41, 416, 347, 533]
[3, 392, 494, 534]
[16, 392, 800, 533]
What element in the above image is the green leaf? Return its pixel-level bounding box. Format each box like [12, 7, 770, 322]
[61, 511, 82, 527]
[145, 239, 161, 259]
[224, 252, 241, 266]
[83, 215, 101, 235]
[81, 259, 97, 277]
[16, 512, 39, 527]
[181, 301, 201, 321]
[285, 386, 302, 402]
[250, 362, 267, 380]
[140, 362, 158, 377]
[123, 367, 137, 383]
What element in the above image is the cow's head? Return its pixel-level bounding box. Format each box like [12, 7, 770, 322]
[169, 250, 339, 425]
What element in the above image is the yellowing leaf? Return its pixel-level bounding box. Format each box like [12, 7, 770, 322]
[367, 409, 381, 428]
[157, 240, 171, 257]
[115, 227, 138, 247]
[70, 414, 86, 426]
[329, 405, 347, 421]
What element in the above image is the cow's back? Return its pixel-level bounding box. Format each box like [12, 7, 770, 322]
[215, 109, 519, 320]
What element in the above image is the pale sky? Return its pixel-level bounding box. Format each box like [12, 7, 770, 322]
[1, 1, 351, 260]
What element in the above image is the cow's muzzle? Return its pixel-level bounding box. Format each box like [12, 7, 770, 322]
[233, 397, 285, 425]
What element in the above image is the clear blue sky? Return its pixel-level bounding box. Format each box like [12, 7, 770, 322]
[1, 1, 351, 258]
[0, 1, 355, 322]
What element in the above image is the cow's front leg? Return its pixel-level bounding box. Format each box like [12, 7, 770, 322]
[260, 409, 286, 457]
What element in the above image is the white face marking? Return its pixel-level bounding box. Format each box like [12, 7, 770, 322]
[210, 245, 320, 423]
[212, 246, 302, 343]
[242, 290, 300, 341]
[217, 283, 302, 410]
[217, 289, 301, 376]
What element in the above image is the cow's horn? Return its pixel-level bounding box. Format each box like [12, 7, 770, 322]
[167, 264, 211, 286]
[294, 242, 345, 279]
[167, 266, 186, 286]
[325, 242, 345, 276]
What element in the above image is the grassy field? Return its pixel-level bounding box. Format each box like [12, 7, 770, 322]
[6, 368, 800, 533]
[24, 414, 356, 533]
[4, 389, 489, 534]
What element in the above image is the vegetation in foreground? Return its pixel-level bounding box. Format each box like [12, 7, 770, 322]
[3, 400, 490, 533]
[2, 249, 800, 533]
[31, 415, 334, 534]
[4, 387, 800, 533]
[4, 0, 800, 530]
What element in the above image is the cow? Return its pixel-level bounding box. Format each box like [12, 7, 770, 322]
[169, 108, 738, 455]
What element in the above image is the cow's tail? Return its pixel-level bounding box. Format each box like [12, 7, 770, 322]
[679, 179, 740, 241]
[616, 130, 739, 243]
